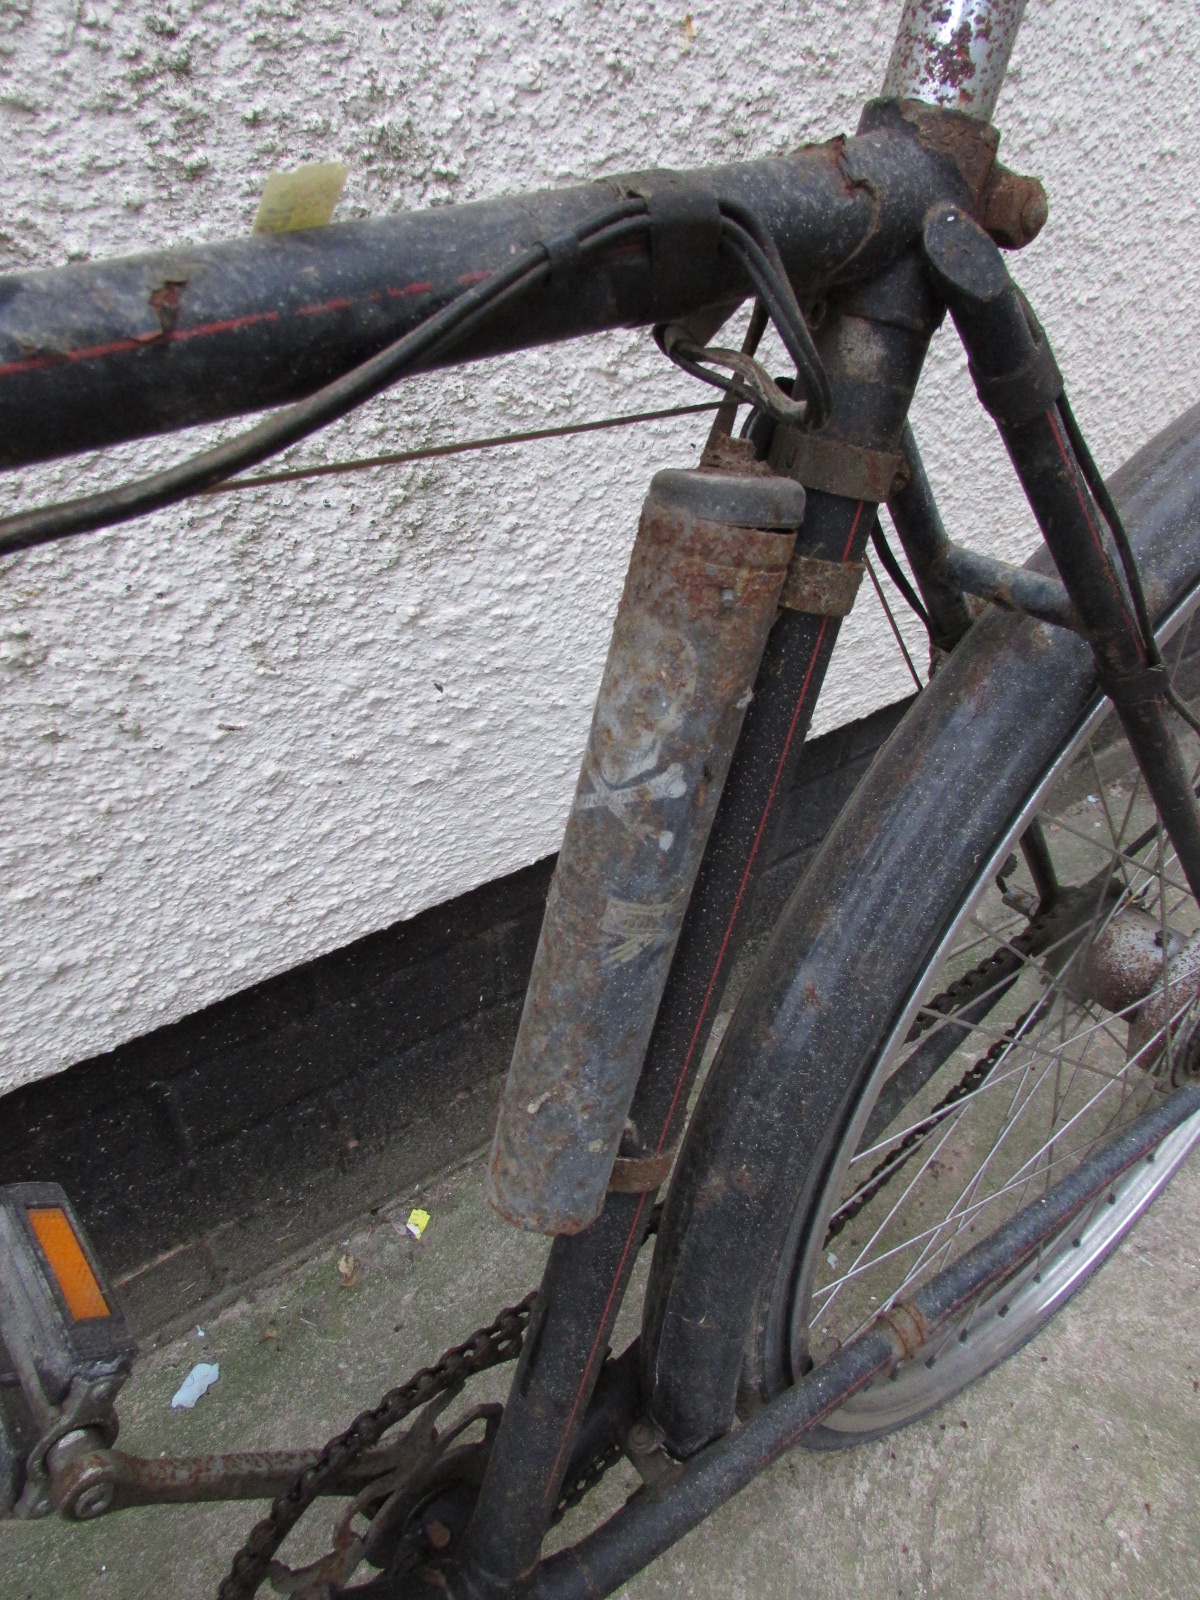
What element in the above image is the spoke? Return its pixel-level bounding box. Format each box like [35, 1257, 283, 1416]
[935, 910, 1040, 970]
[1045, 812, 1191, 900]
[848, 1012, 1143, 1172]
[1047, 993, 1071, 1197]
[1158, 824, 1176, 1081]
[1086, 740, 1134, 894]
[814, 1140, 1097, 1308]
[804, 636, 1200, 1371]
[905, 1021, 1066, 1278]
[854, 958, 1173, 1173]
[842, 1000, 1067, 1296]
[874, 977, 1118, 1290]
[967, 1008, 1180, 1212]
[1114, 763, 1145, 858]
[905, 995, 1137, 1084]
[818, 1108, 965, 1326]
[832, 1042, 1162, 1317]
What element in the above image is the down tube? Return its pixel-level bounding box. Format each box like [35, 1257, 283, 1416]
[456, 247, 942, 1596]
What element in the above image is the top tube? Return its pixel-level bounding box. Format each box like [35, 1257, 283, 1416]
[882, 0, 1028, 122]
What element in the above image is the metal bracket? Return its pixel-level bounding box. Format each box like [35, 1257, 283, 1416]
[623, 1419, 680, 1490]
[935, 544, 1080, 632]
[14, 1376, 121, 1519]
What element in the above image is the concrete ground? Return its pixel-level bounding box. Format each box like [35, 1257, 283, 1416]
[4, 1145, 1200, 1600]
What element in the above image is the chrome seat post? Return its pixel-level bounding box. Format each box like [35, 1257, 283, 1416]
[883, 0, 1028, 122]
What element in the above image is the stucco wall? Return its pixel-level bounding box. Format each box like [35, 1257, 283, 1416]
[0, 1, 1197, 1094]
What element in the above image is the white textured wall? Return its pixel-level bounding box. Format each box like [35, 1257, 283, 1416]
[0, 2, 1197, 1093]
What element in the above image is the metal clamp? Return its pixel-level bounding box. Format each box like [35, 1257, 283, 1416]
[778, 555, 865, 618]
[608, 1149, 676, 1195]
[1096, 661, 1170, 709]
[774, 431, 902, 503]
[969, 332, 1062, 430]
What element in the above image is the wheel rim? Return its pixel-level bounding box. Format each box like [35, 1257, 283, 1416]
[786, 591, 1200, 1437]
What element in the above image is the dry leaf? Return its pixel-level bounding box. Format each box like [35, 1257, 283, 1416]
[337, 1252, 363, 1289]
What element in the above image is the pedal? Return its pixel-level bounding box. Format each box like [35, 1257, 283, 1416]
[0, 1183, 136, 1518]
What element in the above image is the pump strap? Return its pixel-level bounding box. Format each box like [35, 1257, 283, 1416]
[779, 555, 865, 617]
[775, 431, 902, 503]
[608, 1149, 677, 1194]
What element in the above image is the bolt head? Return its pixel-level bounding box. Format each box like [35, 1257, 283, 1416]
[73, 1483, 114, 1520]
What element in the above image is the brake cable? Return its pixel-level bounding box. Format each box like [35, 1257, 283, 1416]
[0, 200, 649, 559]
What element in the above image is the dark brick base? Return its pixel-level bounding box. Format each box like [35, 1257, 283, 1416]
[0, 696, 913, 1339]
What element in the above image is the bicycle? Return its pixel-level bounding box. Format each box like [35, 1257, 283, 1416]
[2, 0, 1200, 1595]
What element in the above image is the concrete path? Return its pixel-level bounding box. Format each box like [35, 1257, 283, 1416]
[4, 1148, 1199, 1600]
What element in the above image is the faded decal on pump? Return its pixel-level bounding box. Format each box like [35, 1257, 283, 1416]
[600, 890, 689, 967]
[574, 617, 697, 850]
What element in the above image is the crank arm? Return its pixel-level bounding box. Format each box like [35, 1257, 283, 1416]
[47, 1439, 416, 1520]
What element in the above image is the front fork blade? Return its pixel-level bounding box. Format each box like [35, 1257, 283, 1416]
[923, 207, 1200, 906]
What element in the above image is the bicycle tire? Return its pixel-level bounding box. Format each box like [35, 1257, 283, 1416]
[641, 400, 1200, 1458]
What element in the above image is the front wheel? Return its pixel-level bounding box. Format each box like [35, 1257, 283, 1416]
[641, 402, 1200, 1457]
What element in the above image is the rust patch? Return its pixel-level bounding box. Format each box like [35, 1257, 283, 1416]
[1068, 907, 1167, 1015]
[608, 1147, 676, 1194]
[698, 434, 771, 476]
[50, 1442, 407, 1516]
[140, 279, 188, 346]
[876, 1297, 930, 1361]
[1128, 932, 1200, 1077]
[779, 556, 865, 619]
[775, 428, 902, 503]
[883, 0, 1025, 122]
[980, 165, 1049, 250]
[896, 98, 1000, 201]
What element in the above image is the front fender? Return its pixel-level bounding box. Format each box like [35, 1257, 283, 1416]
[641, 399, 1200, 1456]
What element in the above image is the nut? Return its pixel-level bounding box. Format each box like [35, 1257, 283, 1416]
[626, 1419, 665, 1455]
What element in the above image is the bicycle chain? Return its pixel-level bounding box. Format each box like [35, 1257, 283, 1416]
[552, 1439, 626, 1524]
[217, 1290, 537, 1600]
[220, 913, 1079, 1595]
[904, 930, 1037, 1043]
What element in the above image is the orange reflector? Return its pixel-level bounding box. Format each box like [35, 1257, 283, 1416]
[26, 1207, 110, 1320]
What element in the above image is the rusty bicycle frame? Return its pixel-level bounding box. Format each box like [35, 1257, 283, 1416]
[5, 2, 1200, 1596]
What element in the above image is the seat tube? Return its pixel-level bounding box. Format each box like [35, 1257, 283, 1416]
[456, 248, 943, 1595]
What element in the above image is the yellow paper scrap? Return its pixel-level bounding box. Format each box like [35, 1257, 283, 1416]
[253, 161, 348, 235]
[406, 1208, 431, 1240]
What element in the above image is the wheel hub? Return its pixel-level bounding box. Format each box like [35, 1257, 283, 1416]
[1066, 905, 1175, 1014]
